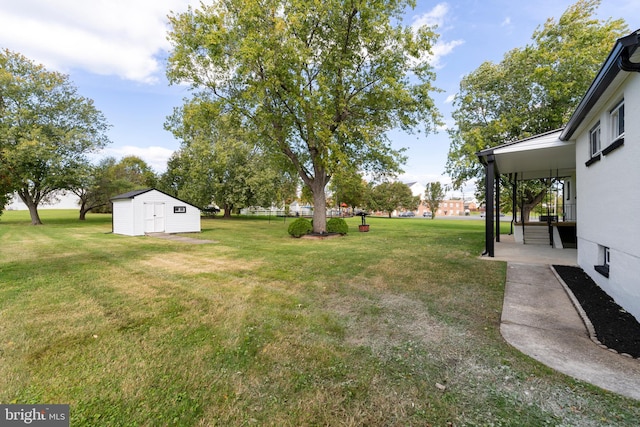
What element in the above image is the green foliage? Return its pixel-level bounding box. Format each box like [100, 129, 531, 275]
[446, 0, 627, 191]
[329, 166, 367, 210]
[366, 181, 420, 218]
[326, 218, 348, 235]
[72, 156, 157, 217]
[162, 98, 298, 217]
[166, 0, 441, 233]
[287, 217, 312, 237]
[424, 181, 447, 220]
[0, 49, 111, 224]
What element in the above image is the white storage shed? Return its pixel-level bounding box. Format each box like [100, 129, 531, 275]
[111, 188, 201, 236]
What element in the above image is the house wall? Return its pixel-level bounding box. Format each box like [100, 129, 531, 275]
[575, 72, 640, 321]
[113, 190, 201, 236]
[112, 200, 135, 236]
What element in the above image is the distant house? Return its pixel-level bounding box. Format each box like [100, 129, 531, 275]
[111, 188, 201, 236]
[477, 30, 640, 320]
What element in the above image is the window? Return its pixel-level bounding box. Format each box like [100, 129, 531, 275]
[174, 206, 187, 213]
[595, 245, 610, 278]
[610, 100, 624, 140]
[589, 122, 601, 157]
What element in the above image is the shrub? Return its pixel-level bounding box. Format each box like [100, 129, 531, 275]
[287, 218, 312, 237]
[327, 218, 349, 235]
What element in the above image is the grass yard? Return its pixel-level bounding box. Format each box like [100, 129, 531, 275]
[1, 210, 639, 426]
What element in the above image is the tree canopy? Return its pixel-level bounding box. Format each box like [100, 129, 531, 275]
[0, 49, 111, 224]
[445, 0, 627, 219]
[162, 98, 297, 216]
[70, 156, 157, 219]
[424, 181, 447, 220]
[366, 181, 419, 218]
[167, 0, 441, 233]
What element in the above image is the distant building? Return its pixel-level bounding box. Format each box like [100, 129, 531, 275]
[5, 191, 80, 210]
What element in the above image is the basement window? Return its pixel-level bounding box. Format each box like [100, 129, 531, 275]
[595, 245, 610, 278]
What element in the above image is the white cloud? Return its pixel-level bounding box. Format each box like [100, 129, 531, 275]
[428, 39, 465, 68]
[412, 3, 450, 29]
[0, 0, 200, 83]
[100, 145, 175, 172]
[410, 3, 464, 68]
[445, 94, 456, 104]
[501, 17, 512, 27]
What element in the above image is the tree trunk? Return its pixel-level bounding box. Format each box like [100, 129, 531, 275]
[18, 192, 43, 225]
[27, 204, 42, 225]
[311, 180, 327, 234]
[79, 199, 88, 220]
[223, 203, 233, 219]
[521, 189, 548, 223]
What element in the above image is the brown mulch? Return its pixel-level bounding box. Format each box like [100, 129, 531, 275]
[553, 265, 640, 358]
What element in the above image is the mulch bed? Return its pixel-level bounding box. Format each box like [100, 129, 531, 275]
[553, 265, 640, 358]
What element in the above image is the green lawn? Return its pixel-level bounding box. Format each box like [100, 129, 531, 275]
[1, 210, 638, 425]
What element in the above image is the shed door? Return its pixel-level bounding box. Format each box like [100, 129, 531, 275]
[144, 203, 165, 233]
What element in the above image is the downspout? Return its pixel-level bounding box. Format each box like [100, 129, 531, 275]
[495, 175, 500, 243]
[511, 173, 517, 235]
[618, 44, 640, 72]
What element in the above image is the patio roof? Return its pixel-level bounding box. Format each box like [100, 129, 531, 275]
[477, 129, 575, 180]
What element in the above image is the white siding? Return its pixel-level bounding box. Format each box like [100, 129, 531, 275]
[112, 200, 135, 236]
[575, 73, 640, 321]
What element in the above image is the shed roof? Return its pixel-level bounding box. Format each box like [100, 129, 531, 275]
[110, 188, 201, 210]
[111, 188, 153, 200]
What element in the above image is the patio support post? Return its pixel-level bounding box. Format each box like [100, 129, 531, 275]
[512, 174, 517, 224]
[484, 155, 495, 257]
[495, 175, 500, 243]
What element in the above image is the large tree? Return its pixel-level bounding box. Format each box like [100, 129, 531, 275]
[0, 49, 110, 224]
[167, 0, 441, 233]
[445, 0, 627, 220]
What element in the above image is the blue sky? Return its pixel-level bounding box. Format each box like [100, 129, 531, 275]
[2, 0, 640, 196]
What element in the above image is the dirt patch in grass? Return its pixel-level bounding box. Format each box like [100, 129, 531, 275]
[138, 253, 262, 275]
[327, 290, 450, 353]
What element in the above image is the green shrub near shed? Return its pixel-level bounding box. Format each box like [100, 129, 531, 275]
[287, 217, 312, 237]
[327, 218, 349, 235]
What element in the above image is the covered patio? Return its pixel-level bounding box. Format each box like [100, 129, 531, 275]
[477, 129, 577, 257]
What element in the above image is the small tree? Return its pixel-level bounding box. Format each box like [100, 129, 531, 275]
[367, 181, 419, 218]
[424, 182, 447, 219]
[329, 166, 368, 212]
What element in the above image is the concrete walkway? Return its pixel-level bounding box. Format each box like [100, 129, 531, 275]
[484, 235, 640, 400]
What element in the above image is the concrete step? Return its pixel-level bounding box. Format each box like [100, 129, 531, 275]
[524, 227, 550, 245]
